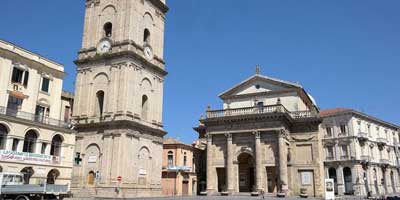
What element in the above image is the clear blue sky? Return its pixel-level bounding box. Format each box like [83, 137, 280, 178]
[1, 1, 399, 144]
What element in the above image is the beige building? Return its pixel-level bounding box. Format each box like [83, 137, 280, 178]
[321, 108, 400, 196]
[195, 68, 325, 197]
[161, 138, 204, 196]
[0, 39, 75, 185]
[71, 0, 169, 198]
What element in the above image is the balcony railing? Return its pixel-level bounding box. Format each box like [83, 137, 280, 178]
[0, 106, 70, 129]
[380, 158, 391, 165]
[205, 104, 317, 120]
[358, 132, 369, 140]
[360, 155, 371, 163]
[377, 137, 387, 145]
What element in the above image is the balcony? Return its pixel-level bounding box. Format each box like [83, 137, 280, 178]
[205, 104, 318, 120]
[360, 155, 371, 164]
[0, 106, 70, 129]
[377, 137, 387, 146]
[340, 155, 351, 160]
[357, 132, 369, 141]
[325, 156, 335, 161]
[379, 158, 391, 166]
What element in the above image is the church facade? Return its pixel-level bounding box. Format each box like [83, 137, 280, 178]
[195, 69, 325, 197]
[71, 0, 168, 198]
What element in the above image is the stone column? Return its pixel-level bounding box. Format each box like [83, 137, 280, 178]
[255, 131, 262, 192]
[278, 129, 288, 194]
[226, 133, 234, 193]
[337, 166, 345, 195]
[206, 134, 215, 193]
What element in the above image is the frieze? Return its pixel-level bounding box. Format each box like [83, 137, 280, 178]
[291, 135, 315, 142]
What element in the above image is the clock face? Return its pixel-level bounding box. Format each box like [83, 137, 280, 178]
[97, 40, 112, 54]
[144, 46, 153, 60]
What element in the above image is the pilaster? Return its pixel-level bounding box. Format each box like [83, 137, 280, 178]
[254, 131, 262, 192]
[206, 134, 216, 193]
[278, 129, 288, 194]
[225, 132, 234, 193]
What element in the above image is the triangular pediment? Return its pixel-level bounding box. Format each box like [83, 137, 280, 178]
[219, 74, 302, 99]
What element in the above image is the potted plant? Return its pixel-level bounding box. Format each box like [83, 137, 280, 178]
[300, 188, 308, 198]
[251, 185, 259, 196]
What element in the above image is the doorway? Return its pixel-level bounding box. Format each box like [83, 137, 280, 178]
[343, 167, 353, 195]
[266, 167, 277, 193]
[216, 168, 226, 192]
[328, 168, 338, 195]
[238, 153, 254, 192]
[182, 180, 189, 196]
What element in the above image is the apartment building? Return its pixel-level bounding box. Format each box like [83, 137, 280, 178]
[321, 108, 400, 196]
[0, 39, 75, 185]
[161, 138, 204, 196]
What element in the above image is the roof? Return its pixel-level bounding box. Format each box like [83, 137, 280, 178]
[0, 39, 64, 72]
[320, 108, 399, 129]
[219, 74, 302, 99]
[319, 108, 352, 117]
[163, 138, 185, 145]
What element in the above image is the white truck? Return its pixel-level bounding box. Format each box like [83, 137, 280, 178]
[0, 172, 69, 200]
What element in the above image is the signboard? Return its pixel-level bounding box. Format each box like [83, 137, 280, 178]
[325, 179, 335, 200]
[139, 169, 147, 175]
[88, 156, 97, 163]
[0, 150, 54, 164]
[300, 171, 313, 185]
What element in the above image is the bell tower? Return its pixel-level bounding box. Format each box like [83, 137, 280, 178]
[71, 0, 168, 198]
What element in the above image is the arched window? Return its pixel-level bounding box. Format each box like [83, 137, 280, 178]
[104, 22, 113, 37]
[47, 169, 60, 184]
[143, 29, 150, 44]
[167, 151, 173, 166]
[141, 95, 149, 121]
[96, 91, 105, 117]
[88, 171, 95, 185]
[50, 135, 63, 157]
[0, 124, 8, 150]
[23, 130, 38, 153]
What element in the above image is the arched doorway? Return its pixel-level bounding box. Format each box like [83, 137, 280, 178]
[87, 171, 95, 185]
[391, 171, 396, 193]
[47, 169, 60, 184]
[343, 167, 353, 195]
[21, 167, 34, 184]
[237, 153, 255, 192]
[328, 168, 338, 194]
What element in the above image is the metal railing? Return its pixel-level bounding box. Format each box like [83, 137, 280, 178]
[0, 106, 70, 129]
[205, 104, 317, 120]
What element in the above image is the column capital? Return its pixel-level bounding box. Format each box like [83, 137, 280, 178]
[225, 132, 232, 141]
[278, 129, 288, 138]
[253, 131, 261, 139]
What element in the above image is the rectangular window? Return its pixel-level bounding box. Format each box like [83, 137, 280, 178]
[11, 67, 24, 84]
[12, 139, 19, 151]
[23, 71, 29, 87]
[340, 125, 347, 134]
[341, 145, 348, 158]
[41, 143, 47, 154]
[7, 96, 23, 116]
[326, 127, 332, 137]
[64, 106, 70, 122]
[327, 147, 334, 159]
[35, 105, 46, 122]
[41, 77, 50, 93]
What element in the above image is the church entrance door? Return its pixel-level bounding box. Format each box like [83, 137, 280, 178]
[238, 153, 255, 192]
